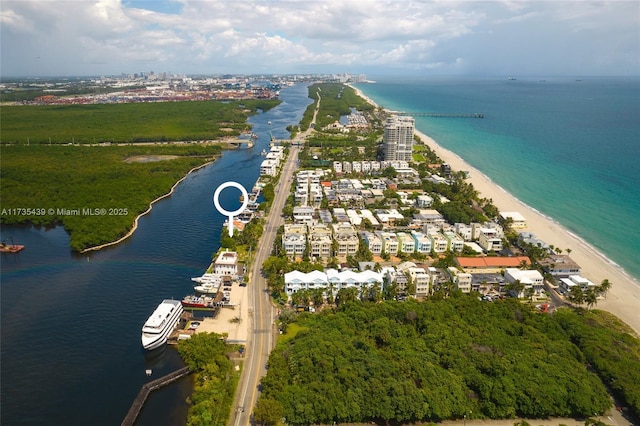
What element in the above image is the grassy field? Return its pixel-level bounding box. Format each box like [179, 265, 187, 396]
[1, 99, 280, 144]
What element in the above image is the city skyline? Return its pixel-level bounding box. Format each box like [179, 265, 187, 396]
[2, 0, 639, 77]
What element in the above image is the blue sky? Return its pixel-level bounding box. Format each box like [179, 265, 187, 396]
[1, 1, 638, 77]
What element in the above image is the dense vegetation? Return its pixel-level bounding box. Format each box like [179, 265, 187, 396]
[300, 83, 373, 131]
[177, 333, 240, 426]
[255, 296, 640, 425]
[1, 99, 280, 144]
[0, 144, 222, 251]
[554, 309, 640, 418]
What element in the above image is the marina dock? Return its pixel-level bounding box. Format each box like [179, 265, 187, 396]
[121, 366, 192, 426]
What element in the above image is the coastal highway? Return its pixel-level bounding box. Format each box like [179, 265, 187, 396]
[231, 92, 319, 425]
[231, 144, 300, 426]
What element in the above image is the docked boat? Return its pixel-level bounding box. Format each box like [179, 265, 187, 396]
[194, 281, 220, 295]
[0, 240, 25, 253]
[141, 299, 183, 350]
[191, 273, 220, 284]
[181, 294, 216, 309]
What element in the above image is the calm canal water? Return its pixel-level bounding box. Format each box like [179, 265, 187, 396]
[0, 83, 312, 425]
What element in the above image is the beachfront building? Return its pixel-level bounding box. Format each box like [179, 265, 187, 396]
[504, 268, 544, 297]
[500, 211, 527, 229]
[383, 115, 415, 161]
[282, 224, 307, 258]
[214, 250, 238, 276]
[558, 275, 597, 295]
[539, 254, 581, 279]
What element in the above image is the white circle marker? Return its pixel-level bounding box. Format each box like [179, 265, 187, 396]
[213, 181, 249, 237]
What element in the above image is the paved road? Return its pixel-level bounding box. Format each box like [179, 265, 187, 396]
[230, 92, 319, 426]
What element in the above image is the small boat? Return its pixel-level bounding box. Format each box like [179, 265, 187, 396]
[0, 239, 24, 253]
[141, 299, 183, 350]
[194, 281, 220, 295]
[181, 294, 216, 309]
[268, 121, 272, 125]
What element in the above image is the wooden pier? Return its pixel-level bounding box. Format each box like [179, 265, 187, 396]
[396, 112, 484, 118]
[121, 366, 192, 426]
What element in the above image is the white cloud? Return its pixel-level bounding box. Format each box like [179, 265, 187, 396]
[1, 0, 638, 76]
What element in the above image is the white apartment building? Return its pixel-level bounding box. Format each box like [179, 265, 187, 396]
[478, 228, 503, 252]
[308, 224, 333, 259]
[332, 223, 359, 257]
[284, 269, 383, 298]
[292, 206, 314, 224]
[448, 267, 472, 293]
[333, 161, 343, 173]
[558, 275, 597, 295]
[407, 267, 431, 297]
[504, 268, 545, 297]
[454, 223, 473, 241]
[352, 161, 362, 173]
[282, 224, 307, 258]
[416, 195, 434, 208]
[384, 116, 415, 161]
[214, 250, 238, 276]
[260, 159, 278, 176]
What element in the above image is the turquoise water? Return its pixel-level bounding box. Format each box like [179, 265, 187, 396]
[356, 76, 640, 282]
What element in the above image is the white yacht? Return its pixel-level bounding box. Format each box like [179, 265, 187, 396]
[141, 299, 183, 350]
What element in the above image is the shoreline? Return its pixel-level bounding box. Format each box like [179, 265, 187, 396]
[350, 84, 640, 335]
[80, 158, 217, 253]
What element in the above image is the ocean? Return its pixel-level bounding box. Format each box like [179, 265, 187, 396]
[0, 83, 312, 425]
[355, 76, 640, 283]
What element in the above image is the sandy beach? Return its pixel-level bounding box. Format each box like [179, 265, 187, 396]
[351, 84, 640, 335]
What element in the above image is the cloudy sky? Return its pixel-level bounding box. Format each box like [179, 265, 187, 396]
[2, 0, 639, 77]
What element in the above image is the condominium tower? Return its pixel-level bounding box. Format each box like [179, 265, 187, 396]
[383, 115, 415, 161]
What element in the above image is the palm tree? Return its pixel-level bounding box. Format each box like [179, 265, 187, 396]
[584, 287, 598, 310]
[598, 279, 612, 298]
[568, 286, 585, 306]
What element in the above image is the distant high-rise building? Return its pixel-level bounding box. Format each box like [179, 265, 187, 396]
[383, 116, 415, 161]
